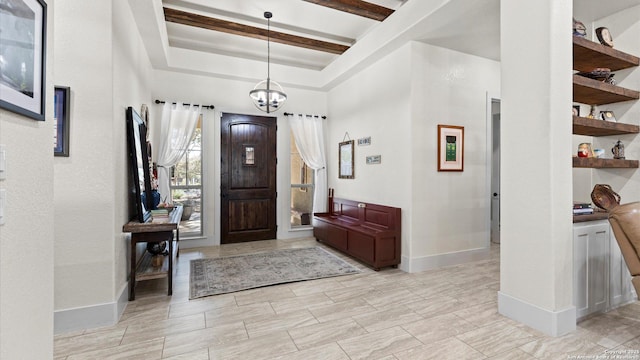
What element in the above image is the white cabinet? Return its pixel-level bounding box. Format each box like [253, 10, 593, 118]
[573, 220, 637, 321]
[574, 221, 609, 320]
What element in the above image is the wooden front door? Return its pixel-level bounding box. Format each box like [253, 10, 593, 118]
[220, 113, 277, 243]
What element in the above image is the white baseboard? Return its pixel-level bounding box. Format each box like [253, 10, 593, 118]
[54, 283, 129, 334]
[498, 291, 576, 337]
[404, 247, 491, 273]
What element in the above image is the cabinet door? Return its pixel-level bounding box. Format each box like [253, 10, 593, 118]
[348, 232, 375, 263]
[327, 226, 349, 252]
[609, 230, 637, 309]
[573, 222, 609, 320]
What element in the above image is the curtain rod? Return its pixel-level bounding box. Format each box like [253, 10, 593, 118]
[154, 99, 215, 110]
[283, 112, 326, 119]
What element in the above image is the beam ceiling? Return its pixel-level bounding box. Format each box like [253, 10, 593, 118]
[164, 7, 351, 55]
[302, 0, 394, 21]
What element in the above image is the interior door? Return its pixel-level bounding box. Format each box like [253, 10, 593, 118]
[220, 113, 277, 243]
[491, 100, 501, 244]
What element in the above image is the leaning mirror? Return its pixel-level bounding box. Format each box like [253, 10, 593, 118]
[126, 106, 153, 222]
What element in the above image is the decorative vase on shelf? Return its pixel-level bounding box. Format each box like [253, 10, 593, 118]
[612, 140, 625, 159]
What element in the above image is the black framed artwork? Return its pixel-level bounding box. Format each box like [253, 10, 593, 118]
[0, 0, 47, 121]
[54, 86, 70, 156]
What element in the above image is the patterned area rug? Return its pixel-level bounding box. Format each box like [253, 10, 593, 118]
[189, 247, 360, 299]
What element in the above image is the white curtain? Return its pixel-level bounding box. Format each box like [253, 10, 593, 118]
[289, 114, 328, 213]
[156, 103, 201, 203]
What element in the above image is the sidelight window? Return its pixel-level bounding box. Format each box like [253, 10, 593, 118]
[290, 132, 314, 228]
[170, 117, 203, 237]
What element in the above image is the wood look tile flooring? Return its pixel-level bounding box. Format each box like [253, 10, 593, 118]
[54, 238, 640, 359]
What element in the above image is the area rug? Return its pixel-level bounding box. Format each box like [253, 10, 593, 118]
[189, 247, 360, 299]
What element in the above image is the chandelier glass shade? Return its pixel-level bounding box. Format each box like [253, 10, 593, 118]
[249, 11, 287, 113]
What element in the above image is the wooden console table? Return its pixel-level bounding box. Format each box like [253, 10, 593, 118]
[122, 206, 182, 301]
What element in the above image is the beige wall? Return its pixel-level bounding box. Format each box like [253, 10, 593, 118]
[0, 1, 55, 358]
[53, 0, 153, 332]
[327, 42, 500, 271]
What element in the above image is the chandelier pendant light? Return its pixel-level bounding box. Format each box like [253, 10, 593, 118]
[249, 11, 287, 113]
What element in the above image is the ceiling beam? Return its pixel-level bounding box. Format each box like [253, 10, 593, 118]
[164, 7, 350, 55]
[302, 0, 394, 21]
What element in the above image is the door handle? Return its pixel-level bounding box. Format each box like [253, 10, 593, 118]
[493, 193, 498, 197]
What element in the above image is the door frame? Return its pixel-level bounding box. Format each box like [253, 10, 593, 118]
[486, 91, 501, 246]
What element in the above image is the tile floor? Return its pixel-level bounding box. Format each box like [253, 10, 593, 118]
[54, 238, 640, 359]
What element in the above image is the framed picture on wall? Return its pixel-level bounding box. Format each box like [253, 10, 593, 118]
[600, 110, 616, 122]
[0, 0, 47, 121]
[437, 124, 464, 172]
[339, 140, 354, 179]
[54, 86, 70, 156]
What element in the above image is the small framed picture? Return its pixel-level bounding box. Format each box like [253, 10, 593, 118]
[572, 105, 580, 117]
[54, 86, 71, 157]
[437, 125, 464, 172]
[600, 111, 616, 122]
[357, 137, 371, 146]
[366, 155, 381, 164]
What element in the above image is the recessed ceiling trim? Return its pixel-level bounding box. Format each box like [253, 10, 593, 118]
[164, 7, 350, 55]
[302, 0, 394, 21]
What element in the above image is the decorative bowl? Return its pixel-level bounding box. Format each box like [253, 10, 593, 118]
[577, 68, 611, 81]
[591, 184, 621, 211]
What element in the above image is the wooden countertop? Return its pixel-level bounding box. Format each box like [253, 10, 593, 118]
[573, 210, 609, 223]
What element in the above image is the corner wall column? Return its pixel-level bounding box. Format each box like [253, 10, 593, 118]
[498, 0, 576, 336]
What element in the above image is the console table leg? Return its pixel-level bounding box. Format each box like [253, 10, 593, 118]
[168, 235, 173, 296]
[129, 236, 136, 301]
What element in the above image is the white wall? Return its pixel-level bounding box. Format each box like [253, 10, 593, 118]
[499, 0, 575, 336]
[327, 43, 413, 263]
[0, 2, 54, 358]
[53, 0, 114, 313]
[112, 0, 154, 312]
[590, 6, 640, 202]
[326, 42, 500, 272]
[53, 0, 153, 333]
[410, 42, 500, 264]
[151, 70, 327, 246]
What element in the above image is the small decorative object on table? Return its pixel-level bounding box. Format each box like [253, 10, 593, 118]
[595, 27, 614, 47]
[612, 140, 625, 159]
[578, 143, 593, 158]
[600, 111, 616, 122]
[588, 105, 597, 119]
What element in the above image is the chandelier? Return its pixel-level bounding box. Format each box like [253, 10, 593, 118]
[249, 11, 287, 113]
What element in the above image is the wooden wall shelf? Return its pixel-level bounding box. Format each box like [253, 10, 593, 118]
[573, 116, 639, 136]
[573, 75, 640, 105]
[573, 36, 640, 72]
[573, 157, 639, 169]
